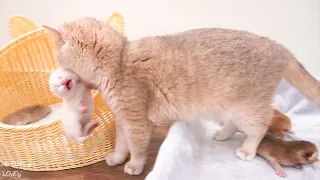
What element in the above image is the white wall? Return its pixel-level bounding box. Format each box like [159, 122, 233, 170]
[1, 0, 319, 76]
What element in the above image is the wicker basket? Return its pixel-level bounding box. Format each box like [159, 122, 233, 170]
[0, 13, 124, 171]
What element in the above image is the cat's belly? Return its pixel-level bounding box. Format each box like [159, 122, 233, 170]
[147, 99, 222, 124]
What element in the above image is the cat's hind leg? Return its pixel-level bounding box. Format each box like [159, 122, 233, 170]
[212, 109, 243, 141]
[233, 105, 272, 161]
[212, 119, 238, 141]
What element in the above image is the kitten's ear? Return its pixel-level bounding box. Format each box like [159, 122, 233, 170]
[304, 152, 313, 159]
[42, 25, 65, 45]
[304, 151, 318, 161]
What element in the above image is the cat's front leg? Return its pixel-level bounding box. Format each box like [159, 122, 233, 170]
[106, 123, 129, 166]
[122, 115, 153, 175]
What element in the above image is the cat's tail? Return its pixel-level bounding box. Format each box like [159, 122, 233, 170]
[283, 58, 320, 107]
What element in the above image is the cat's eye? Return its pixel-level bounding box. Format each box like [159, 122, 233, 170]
[305, 152, 313, 158]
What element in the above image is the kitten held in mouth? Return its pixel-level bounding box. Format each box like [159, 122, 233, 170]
[49, 68, 99, 143]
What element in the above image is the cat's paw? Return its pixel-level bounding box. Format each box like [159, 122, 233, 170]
[124, 160, 144, 175]
[275, 167, 287, 178]
[236, 147, 256, 161]
[106, 152, 127, 167]
[212, 128, 231, 141]
[293, 164, 302, 169]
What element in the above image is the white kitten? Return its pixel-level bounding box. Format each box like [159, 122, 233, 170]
[49, 68, 99, 143]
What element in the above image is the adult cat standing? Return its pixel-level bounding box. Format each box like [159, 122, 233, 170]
[43, 18, 320, 175]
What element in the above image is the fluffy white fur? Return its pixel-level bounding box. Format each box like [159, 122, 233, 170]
[49, 68, 99, 143]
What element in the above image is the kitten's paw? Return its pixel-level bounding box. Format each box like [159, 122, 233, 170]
[276, 167, 287, 178]
[236, 147, 256, 161]
[212, 128, 231, 141]
[75, 136, 88, 143]
[80, 107, 88, 114]
[124, 160, 144, 175]
[293, 164, 302, 169]
[106, 152, 127, 167]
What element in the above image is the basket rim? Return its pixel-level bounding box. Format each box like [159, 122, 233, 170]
[0, 27, 46, 56]
[0, 116, 62, 131]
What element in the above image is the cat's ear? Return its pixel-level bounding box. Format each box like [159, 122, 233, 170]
[42, 25, 65, 45]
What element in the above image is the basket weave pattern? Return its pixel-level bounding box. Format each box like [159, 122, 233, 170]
[9, 15, 39, 40]
[0, 14, 122, 171]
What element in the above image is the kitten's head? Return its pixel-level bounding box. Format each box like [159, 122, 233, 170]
[49, 68, 80, 98]
[43, 17, 125, 88]
[268, 110, 294, 139]
[295, 141, 319, 164]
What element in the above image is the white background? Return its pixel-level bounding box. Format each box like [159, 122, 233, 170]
[0, 0, 319, 76]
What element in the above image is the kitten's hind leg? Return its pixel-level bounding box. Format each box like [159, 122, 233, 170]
[269, 158, 287, 177]
[234, 107, 271, 161]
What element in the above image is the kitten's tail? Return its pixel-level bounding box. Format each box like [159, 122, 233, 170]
[283, 58, 320, 107]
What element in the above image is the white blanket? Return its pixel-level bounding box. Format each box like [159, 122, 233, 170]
[146, 79, 320, 180]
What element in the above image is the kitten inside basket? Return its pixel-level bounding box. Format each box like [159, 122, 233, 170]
[48, 68, 99, 143]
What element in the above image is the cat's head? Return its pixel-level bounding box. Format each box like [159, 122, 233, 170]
[295, 141, 319, 164]
[43, 17, 125, 89]
[49, 68, 80, 98]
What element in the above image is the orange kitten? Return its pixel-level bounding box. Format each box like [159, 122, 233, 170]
[43, 18, 320, 175]
[258, 133, 318, 178]
[1, 104, 51, 126]
[268, 109, 294, 139]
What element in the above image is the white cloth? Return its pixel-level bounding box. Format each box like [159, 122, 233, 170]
[146, 79, 320, 180]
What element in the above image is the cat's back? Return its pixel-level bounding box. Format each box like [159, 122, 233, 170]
[127, 28, 290, 90]
[133, 28, 286, 56]
[128, 27, 290, 76]
[123, 28, 293, 113]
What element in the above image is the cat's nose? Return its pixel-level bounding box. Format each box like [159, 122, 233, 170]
[61, 81, 67, 85]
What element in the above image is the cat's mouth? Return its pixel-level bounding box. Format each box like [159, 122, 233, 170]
[62, 80, 73, 90]
[66, 80, 72, 90]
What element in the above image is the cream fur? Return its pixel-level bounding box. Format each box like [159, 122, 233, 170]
[43, 17, 320, 175]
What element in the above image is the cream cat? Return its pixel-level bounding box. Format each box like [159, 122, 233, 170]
[49, 68, 99, 143]
[43, 18, 320, 175]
